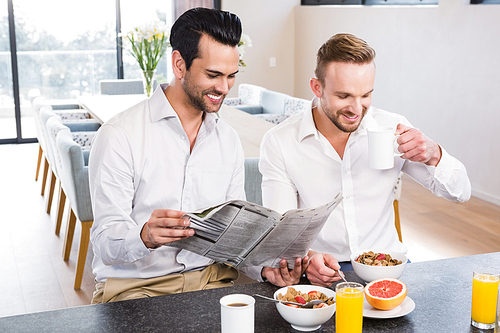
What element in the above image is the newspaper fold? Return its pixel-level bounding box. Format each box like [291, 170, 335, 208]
[167, 193, 342, 268]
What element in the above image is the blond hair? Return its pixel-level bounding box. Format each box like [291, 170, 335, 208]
[315, 33, 376, 84]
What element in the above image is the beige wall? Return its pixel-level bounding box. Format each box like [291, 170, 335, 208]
[223, 0, 500, 205]
[222, 0, 298, 97]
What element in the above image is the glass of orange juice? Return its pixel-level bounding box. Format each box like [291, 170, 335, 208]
[471, 266, 500, 329]
[335, 282, 364, 333]
[495, 286, 500, 333]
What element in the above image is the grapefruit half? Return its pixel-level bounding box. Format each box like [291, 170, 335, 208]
[364, 278, 407, 310]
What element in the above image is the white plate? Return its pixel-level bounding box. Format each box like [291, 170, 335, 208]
[363, 296, 415, 319]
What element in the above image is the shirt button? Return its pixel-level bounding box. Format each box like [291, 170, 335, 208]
[346, 195, 351, 200]
[181, 136, 186, 140]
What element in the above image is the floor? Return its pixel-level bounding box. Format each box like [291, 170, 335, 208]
[0, 143, 94, 318]
[0, 143, 499, 318]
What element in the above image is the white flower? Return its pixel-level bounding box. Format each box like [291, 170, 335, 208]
[239, 34, 252, 48]
[120, 21, 171, 72]
[238, 34, 252, 67]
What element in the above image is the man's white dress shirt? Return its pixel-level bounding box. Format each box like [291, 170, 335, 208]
[89, 84, 246, 283]
[260, 98, 471, 262]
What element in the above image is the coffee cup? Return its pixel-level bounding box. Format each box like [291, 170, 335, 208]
[220, 294, 255, 333]
[367, 127, 402, 170]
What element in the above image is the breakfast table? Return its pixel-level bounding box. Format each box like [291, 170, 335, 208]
[0, 252, 497, 332]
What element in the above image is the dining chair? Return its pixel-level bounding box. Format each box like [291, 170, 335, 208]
[40, 106, 98, 216]
[99, 79, 149, 95]
[32, 96, 82, 187]
[244, 158, 263, 206]
[393, 172, 403, 242]
[39, 106, 62, 213]
[40, 106, 100, 235]
[32, 97, 53, 193]
[56, 127, 95, 289]
[46, 113, 99, 234]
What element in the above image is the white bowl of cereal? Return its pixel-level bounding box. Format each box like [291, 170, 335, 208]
[273, 284, 336, 331]
[350, 250, 407, 282]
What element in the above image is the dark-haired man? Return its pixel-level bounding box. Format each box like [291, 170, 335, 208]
[257, 33, 471, 287]
[89, 8, 245, 303]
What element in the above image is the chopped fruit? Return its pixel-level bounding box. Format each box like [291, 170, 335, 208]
[294, 296, 306, 304]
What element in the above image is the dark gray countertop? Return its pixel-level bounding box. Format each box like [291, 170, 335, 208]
[0, 252, 498, 333]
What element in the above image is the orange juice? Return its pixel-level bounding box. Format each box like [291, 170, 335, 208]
[336, 284, 364, 333]
[471, 273, 500, 325]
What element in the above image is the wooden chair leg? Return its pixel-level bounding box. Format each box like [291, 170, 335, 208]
[55, 186, 66, 235]
[63, 209, 77, 261]
[74, 220, 93, 290]
[393, 199, 403, 242]
[41, 157, 49, 196]
[35, 144, 43, 181]
[45, 170, 56, 214]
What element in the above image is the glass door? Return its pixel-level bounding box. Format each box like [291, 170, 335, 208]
[0, 0, 220, 144]
[13, 0, 116, 99]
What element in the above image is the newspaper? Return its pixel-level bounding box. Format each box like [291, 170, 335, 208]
[167, 193, 342, 268]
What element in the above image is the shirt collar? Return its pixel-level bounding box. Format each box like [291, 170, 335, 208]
[299, 96, 377, 141]
[298, 97, 320, 142]
[148, 83, 219, 131]
[149, 83, 177, 123]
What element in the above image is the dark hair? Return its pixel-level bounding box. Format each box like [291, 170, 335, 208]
[170, 7, 242, 70]
[315, 33, 376, 85]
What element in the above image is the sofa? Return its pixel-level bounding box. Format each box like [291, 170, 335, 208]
[224, 84, 311, 124]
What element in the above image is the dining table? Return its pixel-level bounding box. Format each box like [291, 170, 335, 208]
[79, 94, 275, 158]
[1, 252, 497, 333]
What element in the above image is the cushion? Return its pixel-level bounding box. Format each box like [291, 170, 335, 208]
[261, 90, 288, 114]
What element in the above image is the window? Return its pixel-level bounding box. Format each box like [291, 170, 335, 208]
[120, 0, 173, 87]
[301, 0, 438, 4]
[1, 0, 220, 144]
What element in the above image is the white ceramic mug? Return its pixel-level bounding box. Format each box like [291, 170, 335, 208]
[220, 294, 255, 333]
[367, 127, 402, 170]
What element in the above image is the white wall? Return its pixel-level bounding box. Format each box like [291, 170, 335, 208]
[222, 0, 298, 97]
[224, 0, 500, 205]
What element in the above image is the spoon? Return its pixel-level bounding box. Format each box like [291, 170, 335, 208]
[337, 270, 348, 283]
[253, 294, 326, 308]
[323, 261, 348, 283]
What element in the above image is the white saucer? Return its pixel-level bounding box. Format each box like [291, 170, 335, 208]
[363, 296, 415, 319]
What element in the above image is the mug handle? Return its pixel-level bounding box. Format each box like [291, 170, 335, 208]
[393, 135, 403, 157]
